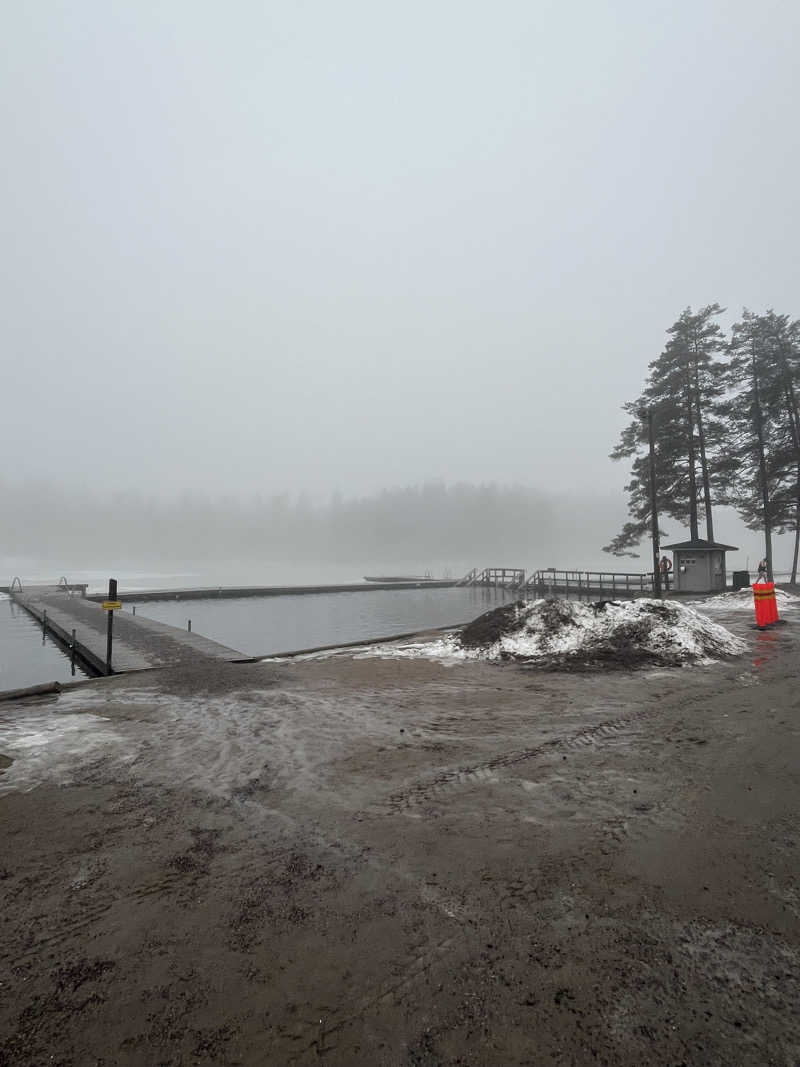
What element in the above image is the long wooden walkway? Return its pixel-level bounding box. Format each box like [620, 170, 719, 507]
[84, 580, 459, 604]
[522, 569, 655, 598]
[457, 567, 655, 598]
[11, 587, 248, 677]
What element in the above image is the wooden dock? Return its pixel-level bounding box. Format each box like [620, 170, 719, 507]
[521, 569, 655, 598]
[85, 579, 460, 604]
[456, 567, 656, 597]
[10, 586, 248, 677]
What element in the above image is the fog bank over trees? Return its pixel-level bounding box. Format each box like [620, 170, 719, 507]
[2, 481, 628, 575]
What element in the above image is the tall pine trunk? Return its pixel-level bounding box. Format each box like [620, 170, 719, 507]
[783, 384, 800, 584]
[793, 489, 800, 585]
[693, 366, 715, 542]
[751, 346, 773, 580]
[684, 371, 699, 540]
[778, 349, 800, 584]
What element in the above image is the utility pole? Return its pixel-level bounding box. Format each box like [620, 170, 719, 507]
[646, 407, 662, 598]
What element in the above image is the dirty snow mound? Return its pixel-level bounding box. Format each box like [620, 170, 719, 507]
[483, 598, 746, 668]
[363, 598, 746, 669]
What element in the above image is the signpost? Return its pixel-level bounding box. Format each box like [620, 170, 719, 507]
[105, 578, 119, 674]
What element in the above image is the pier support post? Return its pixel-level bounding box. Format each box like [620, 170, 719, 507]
[106, 578, 117, 675]
[42, 610, 47, 641]
[71, 629, 76, 673]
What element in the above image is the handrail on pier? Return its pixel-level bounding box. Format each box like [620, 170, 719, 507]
[459, 567, 526, 589]
[523, 569, 655, 598]
[457, 568, 479, 587]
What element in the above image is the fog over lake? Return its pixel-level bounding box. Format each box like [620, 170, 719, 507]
[2, 2, 797, 575]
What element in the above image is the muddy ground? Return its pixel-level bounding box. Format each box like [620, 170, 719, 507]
[1, 608, 798, 1065]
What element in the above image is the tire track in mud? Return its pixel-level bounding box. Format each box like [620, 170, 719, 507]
[377, 662, 756, 815]
[10, 870, 191, 964]
[380, 711, 645, 813]
[282, 935, 459, 1062]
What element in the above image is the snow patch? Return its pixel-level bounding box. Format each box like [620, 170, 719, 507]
[691, 588, 800, 612]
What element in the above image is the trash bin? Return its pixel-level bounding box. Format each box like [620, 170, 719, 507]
[732, 570, 750, 590]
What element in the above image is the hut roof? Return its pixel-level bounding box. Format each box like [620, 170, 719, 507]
[662, 537, 738, 552]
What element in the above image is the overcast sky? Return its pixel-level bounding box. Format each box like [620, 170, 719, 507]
[2, 0, 798, 500]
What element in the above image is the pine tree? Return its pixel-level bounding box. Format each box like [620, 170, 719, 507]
[727, 312, 800, 583]
[716, 310, 797, 582]
[604, 305, 726, 557]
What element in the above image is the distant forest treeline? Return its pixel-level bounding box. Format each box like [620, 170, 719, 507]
[1, 481, 624, 569]
[607, 305, 800, 581]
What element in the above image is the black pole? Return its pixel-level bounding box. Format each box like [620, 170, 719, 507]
[106, 577, 117, 675]
[647, 408, 662, 598]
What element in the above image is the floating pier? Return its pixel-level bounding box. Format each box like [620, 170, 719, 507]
[9, 586, 248, 677]
[85, 579, 460, 604]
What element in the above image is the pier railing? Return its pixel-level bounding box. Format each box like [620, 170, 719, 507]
[458, 567, 526, 589]
[521, 569, 654, 598]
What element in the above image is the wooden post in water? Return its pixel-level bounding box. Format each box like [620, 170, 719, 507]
[106, 578, 117, 675]
[71, 629, 76, 672]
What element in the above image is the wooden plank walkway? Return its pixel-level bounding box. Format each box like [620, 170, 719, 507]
[11, 587, 248, 676]
[84, 580, 459, 604]
[522, 570, 655, 599]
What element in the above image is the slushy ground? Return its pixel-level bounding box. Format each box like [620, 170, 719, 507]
[1, 606, 798, 1065]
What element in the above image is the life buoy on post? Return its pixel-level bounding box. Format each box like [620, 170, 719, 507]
[752, 582, 778, 627]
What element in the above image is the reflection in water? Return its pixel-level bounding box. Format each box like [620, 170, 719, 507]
[752, 625, 783, 670]
[132, 586, 514, 657]
[0, 596, 88, 691]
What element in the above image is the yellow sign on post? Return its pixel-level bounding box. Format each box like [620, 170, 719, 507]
[102, 600, 122, 611]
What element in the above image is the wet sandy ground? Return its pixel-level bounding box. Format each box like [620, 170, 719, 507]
[1, 607, 799, 1065]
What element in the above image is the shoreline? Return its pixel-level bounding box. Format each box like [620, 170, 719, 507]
[1, 606, 798, 1063]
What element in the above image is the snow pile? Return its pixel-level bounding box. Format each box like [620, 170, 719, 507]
[362, 598, 746, 669]
[691, 587, 800, 612]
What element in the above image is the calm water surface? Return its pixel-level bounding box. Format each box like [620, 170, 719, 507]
[131, 586, 513, 656]
[0, 596, 88, 691]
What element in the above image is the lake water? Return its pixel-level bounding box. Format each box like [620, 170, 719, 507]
[0, 584, 511, 693]
[0, 596, 88, 691]
[130, 586, 513, 657]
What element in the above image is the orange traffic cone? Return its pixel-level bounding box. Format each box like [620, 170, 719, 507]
[752, 582, 778, 627]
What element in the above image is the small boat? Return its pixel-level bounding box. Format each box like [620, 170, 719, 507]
[363, 574, 435, 583]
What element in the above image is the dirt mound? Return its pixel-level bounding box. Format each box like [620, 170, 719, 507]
[454, 598, 746, 670]
[460, 601, 527, 648]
